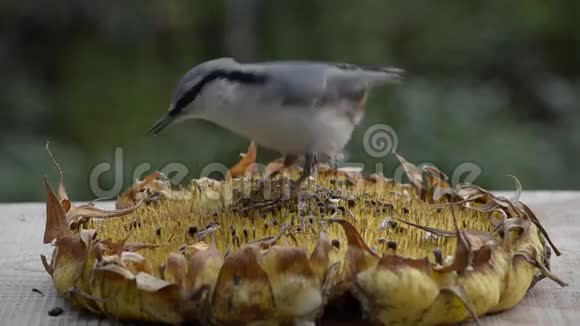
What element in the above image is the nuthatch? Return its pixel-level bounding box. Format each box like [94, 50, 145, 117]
[147, 58, 402, 187]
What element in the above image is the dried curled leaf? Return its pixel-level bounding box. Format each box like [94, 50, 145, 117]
[116, 171, 171, 209]
[395, 153, 457, 202]
[229, 141, 258, 178]
[43, 176, 70, 244]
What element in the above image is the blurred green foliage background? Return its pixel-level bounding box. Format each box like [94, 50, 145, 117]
[1, 1, 579, 202]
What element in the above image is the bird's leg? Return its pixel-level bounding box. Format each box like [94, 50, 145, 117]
[323, 154, 338, 179]
[329, 158, 336, 171]
[291, 153, 318, 192]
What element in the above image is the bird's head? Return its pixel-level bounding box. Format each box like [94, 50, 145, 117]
[146, 57, 241, 136]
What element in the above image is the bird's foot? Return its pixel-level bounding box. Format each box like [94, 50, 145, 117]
[290, 152, 318, 192]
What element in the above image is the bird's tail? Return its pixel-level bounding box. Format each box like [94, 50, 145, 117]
[362, 66, 404, 85]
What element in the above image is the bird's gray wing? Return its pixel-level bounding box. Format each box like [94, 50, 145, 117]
[253, 63, 330, 107]
[250, 62, 401, 108]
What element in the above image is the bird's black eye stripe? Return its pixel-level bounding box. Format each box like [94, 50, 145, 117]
[170, 70, 268, 117]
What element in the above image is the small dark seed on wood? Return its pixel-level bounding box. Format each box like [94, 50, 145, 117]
[403, 208, 410, 215]
[155, 227, 161, 236]
[388, 220, 398, 228]
[387, 240, 397, 250]
[48, 307, 64, 316]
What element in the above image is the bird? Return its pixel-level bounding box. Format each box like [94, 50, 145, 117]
[146, 57, 402, 188]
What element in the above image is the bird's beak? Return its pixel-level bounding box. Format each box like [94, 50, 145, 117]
[146, 114, 174, 136]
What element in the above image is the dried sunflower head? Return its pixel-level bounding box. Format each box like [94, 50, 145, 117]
[41, 145, 566, 325]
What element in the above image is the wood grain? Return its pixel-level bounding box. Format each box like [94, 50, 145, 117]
[1, 192, 578, 325]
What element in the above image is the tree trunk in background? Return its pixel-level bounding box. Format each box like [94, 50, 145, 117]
[224, 0, 258, 61]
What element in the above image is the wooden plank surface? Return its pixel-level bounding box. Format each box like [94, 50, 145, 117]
[1, 191, 579, 325]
